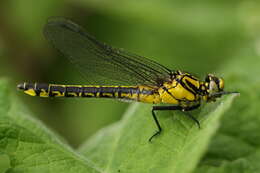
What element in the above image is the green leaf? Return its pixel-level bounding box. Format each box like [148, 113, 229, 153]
[0, 153, 10, 173]
[0, 79, 100, 173]
[79, 94, 238, 173]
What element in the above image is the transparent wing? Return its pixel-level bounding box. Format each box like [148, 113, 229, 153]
[43, 17, 172, 86]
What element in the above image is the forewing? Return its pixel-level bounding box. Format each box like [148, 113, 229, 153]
[43, 17, 172, 86]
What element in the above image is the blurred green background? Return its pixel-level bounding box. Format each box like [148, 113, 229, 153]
[0, 0, 259, 147]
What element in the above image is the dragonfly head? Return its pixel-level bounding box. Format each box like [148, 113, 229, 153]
[206, 74, 224, 94]
[202, 74, 235, 102]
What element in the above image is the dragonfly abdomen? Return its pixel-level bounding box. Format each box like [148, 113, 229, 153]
[17, 83, 159, 102]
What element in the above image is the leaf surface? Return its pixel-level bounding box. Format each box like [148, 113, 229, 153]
[80, 94, 238, 173]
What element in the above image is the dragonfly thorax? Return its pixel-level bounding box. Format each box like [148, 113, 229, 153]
[157, 71, 227, 108]
[158, 71, 201, 106]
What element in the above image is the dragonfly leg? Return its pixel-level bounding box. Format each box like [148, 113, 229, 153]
[149, 105, 182, 142]
[182, 111, 201, 129]
[149, 104, 200, 142]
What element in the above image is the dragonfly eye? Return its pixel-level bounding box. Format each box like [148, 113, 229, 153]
[205, 74, 224, 96]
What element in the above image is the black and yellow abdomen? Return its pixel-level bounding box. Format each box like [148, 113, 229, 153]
[17, 83, 161, 103]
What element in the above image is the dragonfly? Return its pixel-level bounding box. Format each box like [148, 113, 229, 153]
[17, 17, 238, 141]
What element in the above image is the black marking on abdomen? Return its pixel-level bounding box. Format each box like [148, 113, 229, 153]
[35, 83, 49, 96]
[99, 87, 116, 98]
[82, 86, 141, 99]
[65, 86, 82, 97]
[82, 87, 99, 97]
[49, 85, 65, 97]
[118, 87, 138, 98]
[140, 89, 154, 95]
[24, 84, 154, 99]
[24, 83, 35, 90]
